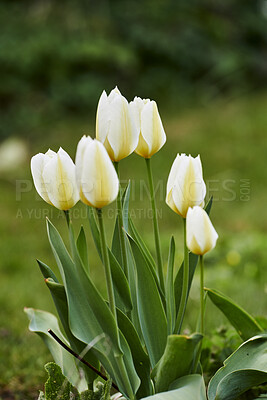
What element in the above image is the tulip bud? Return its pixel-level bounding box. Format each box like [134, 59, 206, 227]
[129, 97, 166, 158]
[166, 154, 206, 218]
[75, 136, 119, 208]
[31, 148, 79, 210]
[96, 87, 139, 161]
[186, 206, 218, 255]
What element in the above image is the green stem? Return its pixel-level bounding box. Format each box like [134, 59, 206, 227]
[116, 355, 136, 400]
[200, 255, 205, 335]
[175, 218, 189, 334]
[192, 255, 205, 373]
[114, 161, 128, 279]
[96, 208, 116, 319]
[64, 210, 70, 227]
[145, 157, 165, 293]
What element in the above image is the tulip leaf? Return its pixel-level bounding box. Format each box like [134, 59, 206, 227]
[152, 333, 203, 393]
[87, 207, 132, 312]
[116, 307, 153, 398]
[37, 259, 59, 283]
[44, 278, 99, 385]
[166, 237, 176, 334]
[129, 217, 157, 271]
[76, 226, 89, 272]
[205, 196, 213, 216]
[141, 374, 207, 400]
[111, 182, 131, 265]
[122, 180, 131, 232]
[128, 217, 165, 307]
[174, 252, 198, 317]
[46, 218, 140, 396]
[87, 206, 101, 257]
[206, 288, 263, 341]
[24, 307, 87, 392]
[124, 235, 144, 342]
[208, 334, 267, 400]
[109, 250, 132, 312]
[126, 232, 167, 368]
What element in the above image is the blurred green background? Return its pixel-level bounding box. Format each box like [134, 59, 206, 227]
[1, 0, 267, 398]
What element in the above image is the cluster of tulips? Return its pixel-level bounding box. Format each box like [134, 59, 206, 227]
[28, 87, 225, 400]
[31, 87, 218, 258]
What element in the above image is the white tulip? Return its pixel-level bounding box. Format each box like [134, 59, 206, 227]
[96, 87, 139, 161]
[186, 206, 218, 255]
[31, 148, 79, 210]
[130, 97, 166, 158]
[75, 136, 119, 208]
[166, 154, 206, 218]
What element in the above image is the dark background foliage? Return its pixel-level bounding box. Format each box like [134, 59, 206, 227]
[1, 0, 267, 139]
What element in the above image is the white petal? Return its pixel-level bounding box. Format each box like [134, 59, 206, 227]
[108, 94, 139, 161]
[43, 149, 79, 210]
[186, 206, 218, 255]
[31, 153, 52, 204]
[140, 100, 166, 156]
[96, 90, 110, 144]
[80, 140, 119, 208]
[75, 135, 93, 189]
[129, 97, 143, 133]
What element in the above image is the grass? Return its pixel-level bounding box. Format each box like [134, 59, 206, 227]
[1, 91, 267, 398]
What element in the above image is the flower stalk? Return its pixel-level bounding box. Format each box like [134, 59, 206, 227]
[175, 218, 189, 334]
[114, 161, 129, 279]
[96, 208, 116, 320]
[145, 157, 165, 293]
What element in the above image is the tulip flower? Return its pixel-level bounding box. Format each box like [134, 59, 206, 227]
[96, 87, 138, 162]
[31, 148, 79, 210]
[75, 136, 119, 208]
[166, 154, 206, 218]
[129, 97, 166, 158]
[186, 206, 218, 255]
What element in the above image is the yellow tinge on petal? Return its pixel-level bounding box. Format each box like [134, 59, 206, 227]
[31, 148, 79, 210]
[186, 206, 218, 255]
[76, 138, 119, 208]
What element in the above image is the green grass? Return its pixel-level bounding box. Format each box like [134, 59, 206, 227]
[1, 92, 267, 398]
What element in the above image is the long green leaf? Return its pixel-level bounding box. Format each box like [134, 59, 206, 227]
[205, 196, 213, 216]
[67, 221, 140, 396]
[208, 334, 267, 400]
[166, 237, 176, 334]
[174, 252, 198, 316]
[152, 333, 203, 393]
[44, 278, 99, 385]
[76, 226, 89, 272]
[24, 307, 87, 392]
[37, 259, 59, 283]
[46, 219, 140, 396]
[124, 235, 144, 342]
[129, 217, 157, 271]
[206, 288, 263, 341]
[116, 308, 153, 398]
[141, 374, 207, 400]
[126, 232, 167, 368]
[111, 182, 131, 264]
[47, 218, 121, 355]
[122, 180, 131, 232]
[129, 217, 165, 308]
